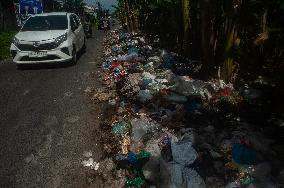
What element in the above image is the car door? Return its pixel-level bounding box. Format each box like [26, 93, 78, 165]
[70, 14, 80, 51]
[74, 14, 85, 48]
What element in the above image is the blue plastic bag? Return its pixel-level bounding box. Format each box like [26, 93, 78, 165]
[232, 143, 256, 165]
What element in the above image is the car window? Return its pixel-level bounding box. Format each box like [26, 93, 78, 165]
[22, 15, 68, 31]
[70, 15, 79, 30]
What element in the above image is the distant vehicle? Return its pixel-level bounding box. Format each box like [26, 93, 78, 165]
[83, 23, 93, 38]
[10, 12, 86, 68]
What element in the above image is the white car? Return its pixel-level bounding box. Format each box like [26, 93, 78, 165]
[10, 12, 86, 68]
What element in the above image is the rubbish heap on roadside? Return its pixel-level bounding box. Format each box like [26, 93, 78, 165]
[91, 29, 284, 188]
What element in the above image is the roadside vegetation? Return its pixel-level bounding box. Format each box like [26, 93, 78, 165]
[0, 31, 15, 61]
[114, 0, 284, 84]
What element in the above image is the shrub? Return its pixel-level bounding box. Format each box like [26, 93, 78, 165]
[0, 31, 16, 61]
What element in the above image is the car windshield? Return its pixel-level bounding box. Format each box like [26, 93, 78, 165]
[22, 15, 68, 31]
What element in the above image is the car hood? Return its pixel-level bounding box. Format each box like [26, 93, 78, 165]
[16, 30, 67, 42]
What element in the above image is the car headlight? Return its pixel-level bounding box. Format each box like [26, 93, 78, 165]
[55, 33, 67, 45]
[12, 37, 20, 47]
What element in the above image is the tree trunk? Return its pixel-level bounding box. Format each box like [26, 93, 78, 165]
[0, 1, 4, 31]
[200, 0, 215, 78]
[181, 0, 191, 55]
[123, 0, 131, 32]
[221, 21, 237, 82]
[261, 9, 268, 32]
[125, 0, 134, 32]
[1, 0, 16, 31]
[220, 0, 241, 83]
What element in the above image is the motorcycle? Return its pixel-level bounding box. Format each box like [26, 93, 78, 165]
[83, 23, 92, 38]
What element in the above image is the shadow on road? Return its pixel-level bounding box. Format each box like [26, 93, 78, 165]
[17, 63, 74, 70]
[17, 50, 86, 70]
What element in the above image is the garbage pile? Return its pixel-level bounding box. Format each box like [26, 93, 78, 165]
[93, 29, 284, 187]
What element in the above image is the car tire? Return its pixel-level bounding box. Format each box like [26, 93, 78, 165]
[82, 38, 86, 53]
[71, 46, 77, 65]
[16, 64, 26, 70]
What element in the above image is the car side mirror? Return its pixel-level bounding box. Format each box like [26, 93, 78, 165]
[71, 25, 76, 32]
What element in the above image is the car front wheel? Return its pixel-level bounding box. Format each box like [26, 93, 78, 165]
[17, 64, 26, 70]
[71, 46, 77, 65]
[82, 38, 86, 53]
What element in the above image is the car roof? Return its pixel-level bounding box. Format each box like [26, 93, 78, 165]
[31, 12, 73, 17]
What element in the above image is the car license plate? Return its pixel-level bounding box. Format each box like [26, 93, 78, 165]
[29, 51, 47, 57]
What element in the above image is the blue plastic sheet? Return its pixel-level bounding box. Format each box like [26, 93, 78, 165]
[232, 143, 256, 165]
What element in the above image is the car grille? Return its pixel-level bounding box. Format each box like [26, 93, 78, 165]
[20, 55, 60, 61]
[17, 42, 59, 51]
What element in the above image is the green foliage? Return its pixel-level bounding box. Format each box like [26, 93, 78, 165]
[117, 0, 182, 49]
[116, 0, 284, 82]
[0, 31, 15, 61]
[62, 0, 85, 14]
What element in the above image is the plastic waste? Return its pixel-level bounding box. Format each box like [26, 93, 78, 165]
[131, 119, 150, 142]
[171, 140, 197, 166]
[127, 151, 138, 165]
[143, 155, 161, 183]
[117, 53, 139, 62]
[143, 141, 161, 182]
[185, 98, 202, 112]
[163, 93, 188, 103]
[112, 122, 129, 136]
[146, 139, 162, 158]
[168, 162, 184, 187]
[131, 117, 161, 142]
[240, 176, 254, 187]
[225, 181, 241, 188]
[232, 143, 256, 165]
[136, 151, 151, 165]
[158, 133, 171, 148]
[183, 168, 206, 188]
[172, 59, 202, 76]
[128, 47, 139, 55]
[137, 90, 153, 102]
[175, 77, 211, 98]
[121, 136, 131, 154]
[142, 72, 156, 80]
[143, 78, 153, 87]
[160, 160, 206, 188]
[93, 92, 113, 101]
[148, 56, 160, 63]
[160, 50, 176, 69]
[81, 158, 100, 170]
[177, 128, 196, 144]
[119, 73, 142, 97]
[143, 62, 154, 71]
[117, 150, 150, 187]
[126, 177, 145, 187]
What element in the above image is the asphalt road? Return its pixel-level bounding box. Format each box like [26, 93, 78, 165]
[0, 30, 105, 188]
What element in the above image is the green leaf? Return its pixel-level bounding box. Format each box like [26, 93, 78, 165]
[280, 2, 284, 10]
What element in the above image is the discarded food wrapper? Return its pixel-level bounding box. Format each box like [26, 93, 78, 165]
[171, 140, 198, 165]
[232, 143, 256, 165]
[92, 92, 113, 101]
[158, 133, 170, 148]
[121, 136, 131, 154]
[112, 121, 129, 136]
[83, 151, 93, 158]
[82, 158, 100, 170]
[126, 177, 145, 187]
